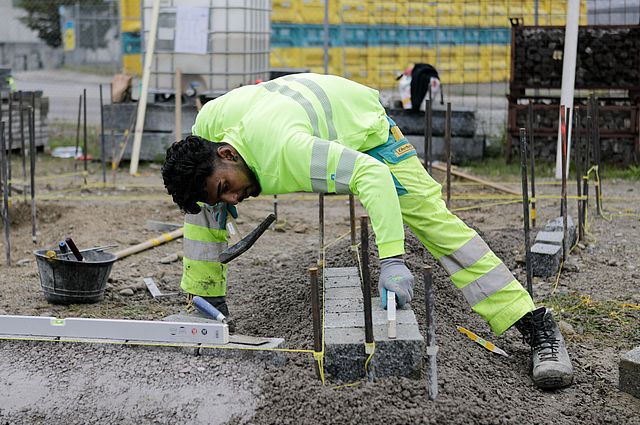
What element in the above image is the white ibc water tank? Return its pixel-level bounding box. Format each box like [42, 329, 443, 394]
[142, 0, 271, 96]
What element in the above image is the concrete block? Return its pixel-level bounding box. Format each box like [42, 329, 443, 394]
[545, 216, 577, 248]
[325, 267, 359, 278]
[535, 231, 564, 246]
[620, 347, 640, 398]
[531, 243, 562, 278]
[324, 298, 364, 314]
[325, 286, 363, 300]
[325, 275, 361, 289]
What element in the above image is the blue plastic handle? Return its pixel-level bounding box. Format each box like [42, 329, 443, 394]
[192, 296, 226, 322]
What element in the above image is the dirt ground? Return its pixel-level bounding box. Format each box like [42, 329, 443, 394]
[0, 154, 639, 424]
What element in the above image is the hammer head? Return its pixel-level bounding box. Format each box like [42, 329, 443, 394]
[219, 214, 275, 264]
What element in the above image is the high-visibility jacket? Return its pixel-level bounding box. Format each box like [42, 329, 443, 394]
[192, 73, 404, 259]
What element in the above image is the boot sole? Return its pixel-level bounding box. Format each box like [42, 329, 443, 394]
[534, 376, 573, 389]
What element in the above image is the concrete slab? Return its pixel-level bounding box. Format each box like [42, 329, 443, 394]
[619, 347, 640, 398]
[535, 231, 564, 246]
[531, 243, 562, 278]
[323, 267, 424, 381]
[325, 267, 359, 278]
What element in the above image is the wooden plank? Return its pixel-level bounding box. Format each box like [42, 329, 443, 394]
[431, 162, 521, 196]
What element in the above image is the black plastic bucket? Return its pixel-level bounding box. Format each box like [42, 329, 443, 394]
[33, 248, 117, 304]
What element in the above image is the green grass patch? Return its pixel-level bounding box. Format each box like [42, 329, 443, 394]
[543, 293, 640, 344]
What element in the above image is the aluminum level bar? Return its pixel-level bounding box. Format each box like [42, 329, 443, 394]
[0, 315, 229, 345]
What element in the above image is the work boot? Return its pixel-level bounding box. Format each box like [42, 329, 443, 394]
[201, 296, 236, 334]
[515, 306, 573, 389]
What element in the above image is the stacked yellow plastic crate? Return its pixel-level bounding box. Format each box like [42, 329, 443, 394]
[270, 0, 587, 90]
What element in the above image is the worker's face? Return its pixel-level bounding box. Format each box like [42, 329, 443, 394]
[204, 146, 261, 206]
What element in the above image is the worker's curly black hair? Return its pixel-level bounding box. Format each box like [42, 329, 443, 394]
[162, 135, 229, 214]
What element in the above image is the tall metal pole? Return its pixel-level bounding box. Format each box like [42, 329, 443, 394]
[360, 216, 374, 348]
[309, 267, 322, 379]
[83, 88, 88, 185]
[424, 266, 437, 400]
[323, 0, 329, 75]
[349, 194, 356, 247]
[527, 101, 537, 227]
[28, 97, 36, 244]
[1, 122, 11, 265]
[583, 102, 591, 234]
[519, 128, 533, 297]
[445, 102, 452, 208]
[99, 85, 106, 186]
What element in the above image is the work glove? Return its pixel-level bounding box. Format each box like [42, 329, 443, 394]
[379, 258, 414, 309]
[211, 203, 238, 230]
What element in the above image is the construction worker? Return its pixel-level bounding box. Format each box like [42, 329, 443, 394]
[161, 73, 573, 389]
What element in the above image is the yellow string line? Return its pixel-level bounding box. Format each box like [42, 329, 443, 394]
[450, 199, 522, 212]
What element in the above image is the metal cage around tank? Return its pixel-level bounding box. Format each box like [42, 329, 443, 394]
[142, 0, 271, 96]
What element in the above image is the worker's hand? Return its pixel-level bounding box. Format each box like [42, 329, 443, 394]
[212, 203, 238, 230]
[379, 258, 414, 309]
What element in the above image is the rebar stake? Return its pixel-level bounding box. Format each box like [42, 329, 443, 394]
[445, 102, 452, 208]
[74, 93, 82, 174]
[424, 97, 433, 174]
[583, 102, 592, 236]
[7, 91, 13, 199]
[574, 106, 583, 242]
[561, 107, 569, 262]
[18, 91, 26, 201]
[309, 267, 322, 379]
[519, 128, 533, 298]
[99, 85, 106, 186]
[83, 88, 87, 185]
[1, 122, 11, 266]
[318, 193, 324, 268]
[592, 96, 602, 216]
[29, 94, 36, 244]
[424, 265, 437, 400]
[360, 215, 375, 380]
[527, 101, 537, 228]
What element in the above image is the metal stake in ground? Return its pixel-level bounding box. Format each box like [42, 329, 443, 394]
[7, 92, 12, 199]
[99, 85, 106, 186]
[574, 106, 583, 242]
[527, 101, 537, 228]
[424, 265, 437, 400]
[424, 97, 432, 174]
[318, 193, 324, 268]
[592, 96, 602, 216]
[519, 128, 533, 297]
[74, 93, 82, 174]
[1, 122, 11, 266]
[18, 91, 26, 201]
[309, 267, 323, 379]
[360, 215, 375, 379]
[583, 102, 591, 234]
[561, 107, 569, 262]
[28, 97, 36, 244]
[273, 195, 278, 226]
[445, 102, 452, 208]
[349, 194, 356, 246]
[83, 88, 88, 185]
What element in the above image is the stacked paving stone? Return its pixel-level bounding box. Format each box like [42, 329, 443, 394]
[530, 216, 576, 278]
[620, 347, 640, 398]
[324, 267, 424, 381]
